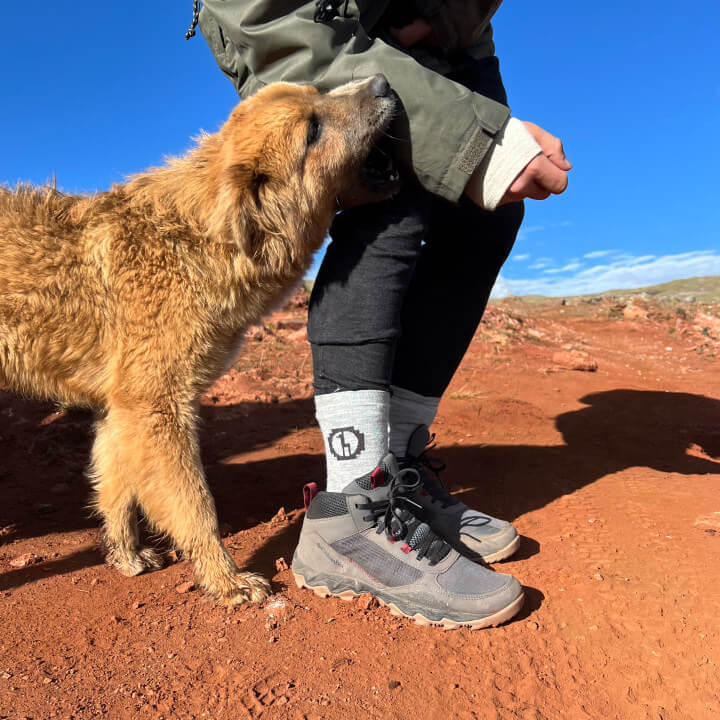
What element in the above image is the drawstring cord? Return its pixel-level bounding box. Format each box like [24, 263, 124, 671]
[185, 0, 200, 40]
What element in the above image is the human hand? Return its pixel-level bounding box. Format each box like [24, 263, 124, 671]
[498, 121, 571, 205]
[389, 18, 437, 48]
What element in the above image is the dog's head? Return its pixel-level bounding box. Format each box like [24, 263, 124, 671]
[210, 76, 397, 270]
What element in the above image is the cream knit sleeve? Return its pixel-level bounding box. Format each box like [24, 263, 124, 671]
[470, 117, 541, 211]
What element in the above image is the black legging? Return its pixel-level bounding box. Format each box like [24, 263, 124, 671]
[308, 55, 524, 397]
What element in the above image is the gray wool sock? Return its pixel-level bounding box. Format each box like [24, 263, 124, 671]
[389, 385, 440, 458]
[315, 389, 390, 492]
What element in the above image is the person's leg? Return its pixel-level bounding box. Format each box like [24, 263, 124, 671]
[388, 54, 524, 454]
[385, 191, 524, 563]
[389, 198, 523, 414]
[385, 55, 525, 563]
[308, 185, 429, 491]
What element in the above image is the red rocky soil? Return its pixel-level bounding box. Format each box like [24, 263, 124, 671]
[1, 289, 719, 719]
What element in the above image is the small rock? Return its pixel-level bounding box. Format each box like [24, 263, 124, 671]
[133, 601, 144, 609]
[270, 507, 288, 524]
[526, 621, 539, 630]
[276, 318, 305, 331]
[593, 573, 604, 581]
[175, 581, 195, 594]
[9, 553, 39, 569]
[622, 302, 649, 320]
[388, 680, 401, 690]
[0, 524, 17, 538]
[264, 595, 292, 621]
[552, 350, 598, 372]
[1, 672, 12, 679]
[359, 595, 379, 611]
[274, 557, 289, 572]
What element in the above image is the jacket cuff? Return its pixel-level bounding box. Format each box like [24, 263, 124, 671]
[469, 117, 540, 210]
[438, 96, 510, 202]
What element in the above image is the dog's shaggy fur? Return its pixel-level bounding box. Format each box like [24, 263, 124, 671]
[0, 78, 395, 604]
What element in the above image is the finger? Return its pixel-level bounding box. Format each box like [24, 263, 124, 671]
[522, 180, 551, 201]
[523, 121, 572, 170]
[548, 141, 572, 171]
[530, 155, 568, 195]
[504, 177, 550, 203]
[509, 161, 555, 198]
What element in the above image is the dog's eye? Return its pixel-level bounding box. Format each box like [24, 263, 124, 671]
[306, 115, 322, 147]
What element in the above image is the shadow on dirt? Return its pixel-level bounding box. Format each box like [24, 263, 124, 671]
[0, 546, 103, 593]
[436, 389, 720, 523]
[1, 389, 718, 590]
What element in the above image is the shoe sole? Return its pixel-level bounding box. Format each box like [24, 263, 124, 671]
[293, 571, 524, 630]
[478, 533, 522, 564]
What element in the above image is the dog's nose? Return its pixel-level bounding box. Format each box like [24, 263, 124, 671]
[370, 73, 391, 98]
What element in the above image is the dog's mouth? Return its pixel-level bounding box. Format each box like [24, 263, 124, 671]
[361, 143, 401, 194]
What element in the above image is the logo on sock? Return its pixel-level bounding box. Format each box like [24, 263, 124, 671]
[328, 426, 365, 461]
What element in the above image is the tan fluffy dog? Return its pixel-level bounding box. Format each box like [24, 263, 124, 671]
[0, 76, 396, 604]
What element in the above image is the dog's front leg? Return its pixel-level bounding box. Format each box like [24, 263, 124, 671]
[92, 413, 164, 577]
[98, 403, 271, 605]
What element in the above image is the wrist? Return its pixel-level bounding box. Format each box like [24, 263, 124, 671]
[465, 118, 541, 210]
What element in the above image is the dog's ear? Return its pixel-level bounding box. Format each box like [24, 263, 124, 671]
[221, 161, 269, 260]
[226, 161, 268, 209]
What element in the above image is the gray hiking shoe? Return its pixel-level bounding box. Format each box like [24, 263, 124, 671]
[292, 455, 524, 630]
[399, 425, 520, 563]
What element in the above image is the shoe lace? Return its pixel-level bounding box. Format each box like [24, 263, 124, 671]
[355, 467, 452, 566]
[406, 434, 458, 509]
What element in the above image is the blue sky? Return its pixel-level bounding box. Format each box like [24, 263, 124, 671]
[2, 2, 719, 297]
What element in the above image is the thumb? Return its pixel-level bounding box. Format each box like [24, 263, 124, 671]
[523, 121, 572, 171]
[531, 155, 569, 195]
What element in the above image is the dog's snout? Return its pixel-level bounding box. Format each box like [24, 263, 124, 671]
[370, 74, 390, 98]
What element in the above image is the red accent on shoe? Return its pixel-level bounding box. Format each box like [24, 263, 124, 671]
[370, 467, 385, 489]
[401, 543, 412, 554]
[420, 489, 429, 497]
[303, 482, 319, 510]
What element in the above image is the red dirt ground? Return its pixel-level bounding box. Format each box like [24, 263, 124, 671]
[1, 290, 719, 719]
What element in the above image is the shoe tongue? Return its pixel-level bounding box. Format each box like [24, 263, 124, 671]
[406, 424, 430, 459]
[342, 452, 398, 495]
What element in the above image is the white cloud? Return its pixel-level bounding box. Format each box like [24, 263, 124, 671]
[543, 261, 583, 274]
[512, 253, 531, 262]
[517, 224, 545, 236]
[490, 274, 513, 299]
[491, 249, 720, 298]
[583, 249, 614, 259]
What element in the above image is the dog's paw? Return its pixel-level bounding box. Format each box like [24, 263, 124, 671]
[220, 571, 272, 606]
[107, 546, 164, 577]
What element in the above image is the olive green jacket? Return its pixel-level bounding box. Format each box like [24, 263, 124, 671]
[199, 0, 508, 202]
